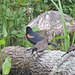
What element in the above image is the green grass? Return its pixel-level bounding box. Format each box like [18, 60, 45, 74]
[0, 0, 74, 47]
[51, 0, 75, 52]
[0, 0, 75, 74]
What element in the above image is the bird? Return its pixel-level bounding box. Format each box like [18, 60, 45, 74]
[61, 44, 75, 57]
[26, 26, 58, 46]
[27, 37, 48, 55]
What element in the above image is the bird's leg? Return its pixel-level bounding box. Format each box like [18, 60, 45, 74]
[36, 53, 40, 57]
[32, 48, 37, 54]
[35, 51, 42, 58]
[36, 50, 48, 58]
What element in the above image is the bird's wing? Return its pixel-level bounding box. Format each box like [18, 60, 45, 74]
[26, 31, 44, 44]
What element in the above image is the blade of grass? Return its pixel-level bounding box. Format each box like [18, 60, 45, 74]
[50, 36, 66, 41]
[58, 0, 68, 51]
[67, 35, 70, 48]
[72, 32, 75, 45]
[0, 39, 6, 72]
[0, 45, 3, 74]
[51, 0, 60, 12]
[51, 0, 69, 51]
[58, 0, 67, 36]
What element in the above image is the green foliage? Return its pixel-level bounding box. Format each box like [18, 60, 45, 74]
[51, 0, 75, 52]
[0, 0, 74, 74]
[72, 32, 75, 45]
[0, 39, 5, 45]
[3, 25, 7, 37]
[2, 56, 11, 75]
[15, 39, 33, 47]
[62, 0, 75, 17]
[0, 0, 74, 47]
[51, 0, 69, 51]
[0, 0, 74, 75]
[32, 26, 40, 32]
[0, 39, 11, 75]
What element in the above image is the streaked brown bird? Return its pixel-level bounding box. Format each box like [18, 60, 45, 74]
[27, 37, 48, 55]
[62, 44, 75, 57]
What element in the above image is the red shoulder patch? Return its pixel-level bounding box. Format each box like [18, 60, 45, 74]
[27, 34, 33, 38]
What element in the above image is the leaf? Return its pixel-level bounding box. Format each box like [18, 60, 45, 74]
[24, 40, 33, 47]
[67, 35, 70, 48]
[2, 56, 11, 75]
[69, 0, 73, 3]
[21, 25, 27, 31]
[0, 33, 2, 37]
[6, 8, 11, 17]
[11, 30, 17, 34]
[0, 39, 5, 45]
[3, 25, 7, 37]
[44, 0, 48, 3]
[23, 8, 27, 12]
[29, 8, 33, 13]
[9, 21, 14, 27]
[32, 26, 40, 31]
[72, 32, 75, 45]
[16, 33, 25, 37]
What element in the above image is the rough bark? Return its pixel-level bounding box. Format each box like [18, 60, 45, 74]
[0, 46, 75, 75]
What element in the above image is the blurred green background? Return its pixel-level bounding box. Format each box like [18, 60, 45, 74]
[0, 0, 75, 50]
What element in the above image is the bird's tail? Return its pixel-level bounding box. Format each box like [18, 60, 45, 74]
[48, 42, 58, 46]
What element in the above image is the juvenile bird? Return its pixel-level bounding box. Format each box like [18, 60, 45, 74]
[26, 26, 58, 46]
[27, 37, 48, 55]
[62, 44, 75, 57]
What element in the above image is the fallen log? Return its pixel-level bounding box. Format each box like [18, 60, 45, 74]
[0, 46, 75, 75]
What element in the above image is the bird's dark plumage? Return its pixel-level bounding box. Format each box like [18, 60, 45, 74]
[62, 44, 75, 57]
[26, 26, 58, 46]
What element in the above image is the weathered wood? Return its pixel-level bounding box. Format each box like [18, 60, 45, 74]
[0, 46, 75, 75]
[0, 46, 33, 75]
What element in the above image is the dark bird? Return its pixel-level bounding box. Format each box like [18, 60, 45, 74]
[27, 37, 48, 54]
[26, 26, 58, 46]
[62, 44, 75, 57]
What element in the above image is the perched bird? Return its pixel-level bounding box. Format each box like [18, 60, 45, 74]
[27, 37, 48, 55]
[62, 44, 75, 57]
[26, 26, 58, 46]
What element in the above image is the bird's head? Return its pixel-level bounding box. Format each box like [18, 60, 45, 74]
[26, 26, 32, 34]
